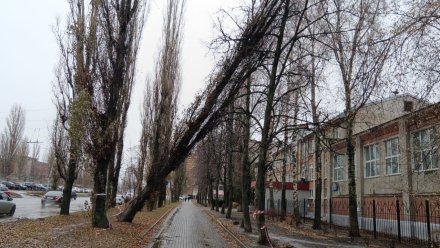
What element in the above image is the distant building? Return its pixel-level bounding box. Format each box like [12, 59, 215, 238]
[182, 153, 198, 196]
[296, 95, 440, 228]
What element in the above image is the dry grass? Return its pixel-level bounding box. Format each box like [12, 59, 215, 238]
[0, 202, 178, 248]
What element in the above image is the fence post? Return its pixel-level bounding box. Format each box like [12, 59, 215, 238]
[426, 200, 431, 243]
[396, 199, 401, 243]
[303, 198, 306, 223]
[329, 198, 332, 228]
[373, 199, 377, 239]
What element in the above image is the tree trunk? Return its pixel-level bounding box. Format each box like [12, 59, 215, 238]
[210, 181, 215, 210]
[313, 137, 322, 229]
[147, 192, 157, 211]
[347, 120, 360, 236]
[92, 159, 110, 228]
[115, 1, 283, 223]
[269, 186, 275, 212]
[117, 180, 157, 222]
[158, 181, 166, 208]
[256, 1, 290, 244]
[281, 169, 287, 221]
[215, 180, 219, 212]
[60, 155, 77, 215]
[241, 79, 252, 232]
[107, 134, 124, 209]
[60, 179, 74, 215]
[292, 186, 301, 226]
[255, 157, 267, 245]
[106, 155, 115, 210]
[221, 164, 227, 214]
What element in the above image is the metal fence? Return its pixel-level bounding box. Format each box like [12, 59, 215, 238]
[329, 198, 440, 245]
[264, 197, 440, 245]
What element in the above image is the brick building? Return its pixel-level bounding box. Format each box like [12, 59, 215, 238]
[296, 95, 440, 234]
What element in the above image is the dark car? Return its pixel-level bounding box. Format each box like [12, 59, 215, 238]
[24, 182, 37, 190]
[41, 190, 77, 207]
[35, 184, 48, 191]
[13, 182, 27, 190]
[41, 191, 63, 206]
[2, 181, 16, 190]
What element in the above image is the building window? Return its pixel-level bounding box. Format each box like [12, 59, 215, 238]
[309, 165, 315, 181]
[413, 128, 439, 171]
[300, 164, 307, 179]
[333, 127, 342, 139]
[309, 189, 314, 199]
[301, 142, 307, 160]
[308, 139, 314, 154]
[364, 144, 380, 177]
[333, 155, 345, 181]
[385, 138, 400, 174]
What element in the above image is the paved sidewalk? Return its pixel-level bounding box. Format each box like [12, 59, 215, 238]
[148, 201, 229, 248]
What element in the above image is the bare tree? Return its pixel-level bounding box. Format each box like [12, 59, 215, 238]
[324, 0, 392, 237]
[15, 138, 29, 180]
[170, 164, 186, 202]
[77, 0, 146, 228]
[93, 0, 147, 212]
[0, 105, 26, 178]
[194, 134, 218, 208]
[29, 142, 41, 180]
[117, 0, 284, 223]
[53, 0, 145, 225]
[239, 78, 252, 232]
[47, 146, 60, 190]
[253, 0, 311, 244]
[137, 0, 183, 211]
[52, 0, 99, 216]
[389, 1, 440, 100]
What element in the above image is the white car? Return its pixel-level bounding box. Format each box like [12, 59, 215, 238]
[0, 192, 15, 216]
[115, 195, 124, 205]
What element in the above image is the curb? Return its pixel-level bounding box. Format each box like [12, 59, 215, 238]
[146, 205, 180, 248]
[204, 208, 249, 248]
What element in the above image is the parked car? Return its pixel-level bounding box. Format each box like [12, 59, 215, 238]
[0, 192, 15, 216]
[0, 184, 9, 191]
[41, 191, 63, 206]
[2, 181, 16, 190]
[35, 184, 48, 191]
[13, 182, 27, 190]
[115, 195, 124, 205]
[24, 182, 37, 190]
[41, 190, 77, 207]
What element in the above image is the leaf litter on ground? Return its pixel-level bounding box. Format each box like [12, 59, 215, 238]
[0, 202, 178, 248]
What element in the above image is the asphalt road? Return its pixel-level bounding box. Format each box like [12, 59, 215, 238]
[0, 191, 89, 223]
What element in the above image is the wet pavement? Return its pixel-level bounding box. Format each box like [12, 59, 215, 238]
[148, 201, 229, 248]
[0, 191, 89, 223]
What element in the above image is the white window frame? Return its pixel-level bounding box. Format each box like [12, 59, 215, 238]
[309, 189, 314, 199]
[385, 138, 400, 175]
[333, 127, 341, 139]
[300, 164, 307, 179]
[333, 154, 345, 182]
[412, 128, 439, 171]
[309, 164, 315, 181]
[364, 144, 380, 178]
[301, 141, 307, 160]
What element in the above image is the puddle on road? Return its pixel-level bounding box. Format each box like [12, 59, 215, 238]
[0, 194, 90, 223]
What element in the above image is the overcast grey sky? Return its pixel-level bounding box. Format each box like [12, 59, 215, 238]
[0, 0, 235, 161]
